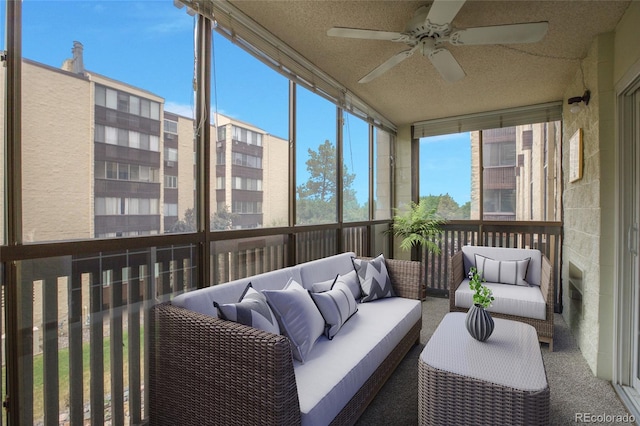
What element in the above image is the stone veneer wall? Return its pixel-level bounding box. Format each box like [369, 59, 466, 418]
[562, 32, 616, 379]
[393, 124, 414, 261]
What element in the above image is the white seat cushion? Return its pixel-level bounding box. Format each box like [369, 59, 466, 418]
[455, 279, 546, 320]
[293, 297, 421, 426]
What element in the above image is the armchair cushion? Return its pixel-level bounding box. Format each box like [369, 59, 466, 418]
[455, 279, 546, 320]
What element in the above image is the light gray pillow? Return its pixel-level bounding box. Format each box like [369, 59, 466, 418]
[336, 269, 363, 301]
[352, 254, 395, 303]
[311, 275, 338, 293]
[263, 278, 325, 363]
[310, 280, 358, 339]
[214, 284, 280, 335]
[474, 254, 530, 286]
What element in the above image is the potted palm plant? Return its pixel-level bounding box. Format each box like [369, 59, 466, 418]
[388, 199, 444, 254]
[465, 267, 495, 341]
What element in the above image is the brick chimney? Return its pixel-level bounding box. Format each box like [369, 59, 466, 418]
[71, 41, 84, 74]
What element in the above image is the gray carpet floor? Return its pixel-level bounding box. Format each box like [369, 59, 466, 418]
[356, 296, 632, 425]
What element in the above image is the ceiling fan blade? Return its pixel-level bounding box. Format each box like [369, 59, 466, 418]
[327, 27, 407, 42]
[450, 22, 549, 46]
[427, 48, 466, 83]
[359, 47, 418, 83]
[426, 0, 466, 26]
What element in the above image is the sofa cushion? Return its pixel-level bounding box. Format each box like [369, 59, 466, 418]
[455, 279, 546, 320]
[310, 279, 358, 339]
[214, 284, 280, 335]
[475, 254, 530, 286]
[263, 278, 325, 363]
[294, 297, 422, 426]
[352, 254, 395, 302]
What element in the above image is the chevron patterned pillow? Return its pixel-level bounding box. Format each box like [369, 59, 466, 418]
[214, 284, 280, 335]
[351, 254, 395, 303]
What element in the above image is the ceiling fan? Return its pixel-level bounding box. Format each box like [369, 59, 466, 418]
[327, 0, 548, 83]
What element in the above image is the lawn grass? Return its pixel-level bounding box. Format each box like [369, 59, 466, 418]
[5, 327, 145, 423]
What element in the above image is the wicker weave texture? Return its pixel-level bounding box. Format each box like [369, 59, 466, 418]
[418, 361, 550, 426]
[448, 250, 555, 350]
[149, 256, 423, 426]
[330, 320, 421, 426]
[359, 257, 423, 300]
[149, 303, 301, 426]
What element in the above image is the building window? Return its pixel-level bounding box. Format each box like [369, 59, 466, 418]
[216, 176, 225, 189]
[232, 125, 263, 146]
[217, 126, 226, 141]
[483, 189, 515, 214]
[95, 84, 160, 121]
[96, 125, 158, 152]
[96, 161, 159, 183]
[233, 201, 263, 214]
[232, 177, 262, 191]
[165, 175, 178, 188]
[484, 142, 516, 167]
[164, 203, 178, 216]
[232, 152, 262, 168]
[164, 119, 178, 134]
[165, 147, 178, 162]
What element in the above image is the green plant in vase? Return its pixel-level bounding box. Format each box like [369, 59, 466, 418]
[468, 266, 494, 308]
[466, 266, 495, 341]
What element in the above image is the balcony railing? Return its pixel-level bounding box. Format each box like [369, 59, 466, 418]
[5, 219, 561, 425]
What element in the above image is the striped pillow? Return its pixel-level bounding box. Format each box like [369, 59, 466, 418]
[310, 279, 358, 339]
[474, 254, 530, 286]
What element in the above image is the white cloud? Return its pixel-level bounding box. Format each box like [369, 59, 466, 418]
[164, 101, 194, 118]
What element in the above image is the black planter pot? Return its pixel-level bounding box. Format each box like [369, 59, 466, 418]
[465, 303, 495, 342]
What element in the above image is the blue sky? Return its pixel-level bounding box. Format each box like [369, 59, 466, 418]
[17, 0, 469, 207]
[420, 133, 471, 205]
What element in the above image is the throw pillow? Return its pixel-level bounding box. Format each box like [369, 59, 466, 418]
[214, 284, 280, 335]
[351, 254, 395, 303]
[263, 278, 325, 363]
[474, 254, 531, 286]
[310, 279, 358, 339]
[311, 276, 338, 293]
[336, 269, 363, 301]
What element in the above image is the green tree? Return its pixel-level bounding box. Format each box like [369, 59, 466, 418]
[419, 193, 470, 220]
[296, 140, 361, 224]
[167, 206, 237, 232]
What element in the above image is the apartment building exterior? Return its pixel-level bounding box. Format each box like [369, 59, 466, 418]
[470, 122, 562, 221]
[0, 42, 288, 346]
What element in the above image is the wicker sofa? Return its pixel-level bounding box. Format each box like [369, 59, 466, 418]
[149, 252, 422, 426]
[449, 245, 554, 351]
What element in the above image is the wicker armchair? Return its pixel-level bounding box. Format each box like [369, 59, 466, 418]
[449, 248, 554, 351]
[149, 257, 422, 426]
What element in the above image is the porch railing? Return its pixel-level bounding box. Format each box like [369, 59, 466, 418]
[423, 220, 563, 313]
[7, 219, 562, 425]
[7, 222, 384, 426]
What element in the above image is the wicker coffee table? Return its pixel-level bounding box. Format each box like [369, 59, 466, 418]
[418, 312, 549, 425]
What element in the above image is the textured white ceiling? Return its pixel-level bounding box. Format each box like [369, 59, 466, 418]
[228, 0, 630, 126]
